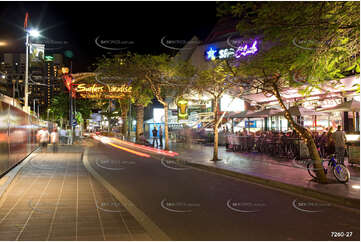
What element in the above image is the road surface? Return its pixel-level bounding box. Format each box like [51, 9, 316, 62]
[85, 139, 360, 241]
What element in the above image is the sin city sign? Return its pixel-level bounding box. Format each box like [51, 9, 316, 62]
[76, 83, 132, 99]
[205, 40, 258, 61]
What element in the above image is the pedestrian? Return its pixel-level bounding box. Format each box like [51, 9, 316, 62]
[75, 127, 80, 143]
[50, 128, 59, 152]
[332, 125, 347, 164]
[60, 128, 67, 144]
[36, 127, 49, 152]
[159, 126, 163, 148]
[152, 126, 158, 147]
[67, 128, 73, 145]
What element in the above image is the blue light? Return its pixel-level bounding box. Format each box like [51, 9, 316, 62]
[206, 47, 217, 60]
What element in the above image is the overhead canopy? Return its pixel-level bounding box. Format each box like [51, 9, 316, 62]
[229, 110, 255, 119]
[272, 106, 328, 117]
[318, 100, 360, 112]
[244, 108, 281, 118]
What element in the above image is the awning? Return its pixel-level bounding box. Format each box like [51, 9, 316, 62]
[244, 108, 281, 118]
[318, 100, 360, 112]
[229, 110, 255, 118]
[272, 106, 328, 117]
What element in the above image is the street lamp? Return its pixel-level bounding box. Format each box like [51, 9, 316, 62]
[24, 28, 40, 112]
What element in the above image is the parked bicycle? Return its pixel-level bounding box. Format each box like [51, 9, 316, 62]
[306, 155, 350, 183]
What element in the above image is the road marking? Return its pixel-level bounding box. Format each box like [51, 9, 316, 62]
[82, 148, 170, 241]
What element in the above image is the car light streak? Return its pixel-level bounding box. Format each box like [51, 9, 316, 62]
[111, 137, 179, 157]
[92, 135, 151, 158]
[107, 142, 151, 158]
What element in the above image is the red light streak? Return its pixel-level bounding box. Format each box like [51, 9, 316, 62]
[107, 142, 151, 158]
[110, 138, 179, 157]
[92, 135, 151, 158]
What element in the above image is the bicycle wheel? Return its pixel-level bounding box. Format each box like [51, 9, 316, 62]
[307, 162, 318, 179]
[332, 164, 350, 183]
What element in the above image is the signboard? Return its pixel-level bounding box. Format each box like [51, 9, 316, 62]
[30, 44, 45, 62]
[348, 145, 360, 164]
[76, 83, 132, 99]
[177, 98, 188, 120]
[45, 55, 54, 62]
[205, 40, 258, 60]
[245, 120, 256, 128]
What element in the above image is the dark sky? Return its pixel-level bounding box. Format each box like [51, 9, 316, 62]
[0, 1, 218, 72]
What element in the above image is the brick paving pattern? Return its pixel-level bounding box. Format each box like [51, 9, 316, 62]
[0, 146, 151, 241]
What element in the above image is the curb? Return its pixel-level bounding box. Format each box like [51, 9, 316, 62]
[102, 138, 360, 210]
[82, 147, 170, 241]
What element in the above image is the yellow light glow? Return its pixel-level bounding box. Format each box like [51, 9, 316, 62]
[0, 41, 7, 46]
[352, 185, 360, 189]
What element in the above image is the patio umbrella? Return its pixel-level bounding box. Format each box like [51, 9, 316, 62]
[318, 100, 360, 112]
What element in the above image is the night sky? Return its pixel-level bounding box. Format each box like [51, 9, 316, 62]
[0, 1, 218, 72]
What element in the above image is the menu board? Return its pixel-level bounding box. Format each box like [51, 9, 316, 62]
[348, 145, 360, 164]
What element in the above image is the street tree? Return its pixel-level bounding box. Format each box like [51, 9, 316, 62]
[94, 54, 154, 141]
[192, 59, 241, 161]
[128, 54, 194, 150]
[218, 1, 360, 183]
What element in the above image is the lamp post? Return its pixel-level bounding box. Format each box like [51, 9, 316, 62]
[33, 98, 38, 117]
[24, 29, 40, 112]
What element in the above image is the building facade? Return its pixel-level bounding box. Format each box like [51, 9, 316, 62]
[0, 52, 65, 116]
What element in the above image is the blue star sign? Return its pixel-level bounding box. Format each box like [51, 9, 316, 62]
[206, 47, 217, 60]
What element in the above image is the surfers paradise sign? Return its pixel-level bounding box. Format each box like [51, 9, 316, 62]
[76, 83, 132, 99]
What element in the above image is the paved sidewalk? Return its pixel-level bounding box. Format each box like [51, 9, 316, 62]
[0, 145, 151, 241]
[169, 143, 360, 202]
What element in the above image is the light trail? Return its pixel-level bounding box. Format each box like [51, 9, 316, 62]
[111, 137, 179, 157]
[92, 135, 151, 158]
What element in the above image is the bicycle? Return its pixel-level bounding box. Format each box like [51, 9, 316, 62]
[307, 155, 350, 183]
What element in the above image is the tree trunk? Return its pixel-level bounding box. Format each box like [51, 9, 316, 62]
[212, 98, 220, 161]
[135, 104, 144, 143]
[121, 106, 128, 137]
[272, 83, 327, 183]
[164, 104, 169, 150]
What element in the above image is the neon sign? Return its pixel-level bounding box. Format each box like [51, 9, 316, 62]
[206, 47, 217, 60]
[75, 83, 132, 99]
[235, 40, 258, 57]
[205, 40, 259, 60]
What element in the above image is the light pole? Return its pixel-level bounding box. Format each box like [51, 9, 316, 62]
[24, 28, 40, 112]
[33, 98, 38, 117]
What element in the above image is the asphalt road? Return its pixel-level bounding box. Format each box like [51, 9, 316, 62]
[86, 140, 360, 241]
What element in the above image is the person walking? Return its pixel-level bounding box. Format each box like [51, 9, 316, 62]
[50, 128, 59, 153]
[332, 125, 347, 164]
[152, 126, 158, 147]
[74, 127, 80, 143]
[60, 128, 67, 144]
[159, 126, 163, 148]
[37, 127, 49, 152]
[67, 128, 73, 145]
